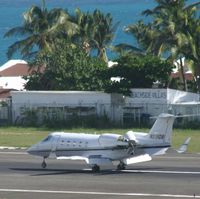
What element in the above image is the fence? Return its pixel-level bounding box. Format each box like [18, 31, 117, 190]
[0, 99, 11, 125]
[9, 101, 200, 128]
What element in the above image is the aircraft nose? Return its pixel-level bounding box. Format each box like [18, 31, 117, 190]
[27, 144, 38, 155]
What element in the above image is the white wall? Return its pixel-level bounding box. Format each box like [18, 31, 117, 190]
[127, 88, 167, 104]
[11, 91, 111, 105]
[10, 89, 200, 124]
[11, 91, 111, 122]
[167, 88, 199, 103]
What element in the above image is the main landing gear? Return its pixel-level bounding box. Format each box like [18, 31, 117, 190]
[117, 162, 126, 170]
[92, 164, 100, 172]
[41, 158, 47, 168]
[91, 162, 126, 172]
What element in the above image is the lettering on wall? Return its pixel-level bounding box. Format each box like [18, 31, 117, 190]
[131, 90, 167, 102]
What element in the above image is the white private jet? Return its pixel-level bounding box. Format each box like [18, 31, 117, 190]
[27, 113, 189, 172]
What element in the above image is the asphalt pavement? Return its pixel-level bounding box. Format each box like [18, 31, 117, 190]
[0, 150, 200, 199]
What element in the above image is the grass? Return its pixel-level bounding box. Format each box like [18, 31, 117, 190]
[0, 126, 199, 153]
[172, 129, 200, 153]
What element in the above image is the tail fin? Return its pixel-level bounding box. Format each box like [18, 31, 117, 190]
[148, 113, 176, 144]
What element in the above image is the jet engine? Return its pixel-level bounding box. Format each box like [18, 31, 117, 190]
[123, 131, 138, 154]
[124, 131, 138, 145]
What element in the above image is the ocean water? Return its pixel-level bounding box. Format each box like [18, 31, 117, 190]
[0, 0, 155, 65]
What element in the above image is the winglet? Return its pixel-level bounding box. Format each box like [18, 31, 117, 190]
[176, 137, 191, 153]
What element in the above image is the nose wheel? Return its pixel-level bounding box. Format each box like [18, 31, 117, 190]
[92, 164, 100, 172]
[117, 162, 126, 170]
[41, 158, 47, 168]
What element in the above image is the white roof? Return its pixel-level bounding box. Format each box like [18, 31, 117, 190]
[0, 60, 27, 71]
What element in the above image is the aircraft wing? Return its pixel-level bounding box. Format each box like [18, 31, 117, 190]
[57, 156, 89, 163]
[123, 154, 152, 165]
[56, 156, 113, 166]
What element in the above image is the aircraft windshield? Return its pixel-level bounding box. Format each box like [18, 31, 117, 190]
[42, 135, 52, 142]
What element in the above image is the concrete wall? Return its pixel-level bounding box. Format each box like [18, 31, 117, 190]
[10, 89, 200, 125]
[11, 91, 112, 123]
[11, 91, 111, 105]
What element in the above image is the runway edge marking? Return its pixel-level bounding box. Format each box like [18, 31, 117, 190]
[0, 146, 27, 150]
[123, 169, 200, 175]
[0, 189, 199, 198]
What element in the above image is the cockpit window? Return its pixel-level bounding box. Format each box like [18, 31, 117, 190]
[117, 135, 125, 142]
[42, 135, 52, 142]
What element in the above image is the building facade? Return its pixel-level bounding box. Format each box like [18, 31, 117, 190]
[10, 89, 200, 126]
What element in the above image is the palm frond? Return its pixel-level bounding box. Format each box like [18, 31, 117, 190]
[114, 43, 144, 52]
[184, 1, 200, 11]
[4, 27, 31, 37]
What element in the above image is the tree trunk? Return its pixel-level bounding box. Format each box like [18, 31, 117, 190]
[98, 48, 108, 63]
[195, 64, 200, 93]
[180, 58, 187, 91]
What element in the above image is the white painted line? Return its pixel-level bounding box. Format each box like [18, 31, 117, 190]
[156, 156, 200, 160]
[0, 146, 27, 150]
[123, 169, 200, 175]
[82, 168, 200, 175]
[0, 151, 27, 155]
[0, 188, 199, 198]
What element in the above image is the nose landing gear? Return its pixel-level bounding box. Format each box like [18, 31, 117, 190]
[41, 158, 47, 168]
[117, 162, 126, 170]
[92, 164, 100, 172]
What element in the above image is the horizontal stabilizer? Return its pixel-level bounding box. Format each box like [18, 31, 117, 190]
[176, 137, 191, 153]
[123, 154, 152, 165]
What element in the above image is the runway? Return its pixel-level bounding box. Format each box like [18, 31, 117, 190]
[0, 150, 200, 199]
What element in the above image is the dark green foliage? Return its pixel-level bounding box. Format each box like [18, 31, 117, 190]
[24, 42, 109, 91]
[106, 54, 173, 95]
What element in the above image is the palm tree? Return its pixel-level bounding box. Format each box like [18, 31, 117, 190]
[71, 8, 95, 55]
[125, 20, 157, 55]
[72, 9, 119, 63]
[92, 9, 119, 62]
[4, 0, 77, 59]
[125, 0, 200, 91]
[184, 18, 200, 92]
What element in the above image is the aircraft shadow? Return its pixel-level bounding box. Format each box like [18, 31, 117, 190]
[10, 167, 163, 176]
[10, 168, 92, 176]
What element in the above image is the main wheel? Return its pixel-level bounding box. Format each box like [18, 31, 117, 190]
[117, 162, 126, 170]
[92, 164, 100, 172]
[41, 160, 47, 168]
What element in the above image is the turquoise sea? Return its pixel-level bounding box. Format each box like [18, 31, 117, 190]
[0, 0, 155, 65]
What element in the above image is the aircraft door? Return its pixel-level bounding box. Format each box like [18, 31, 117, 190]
[51, 135, 60, 153]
